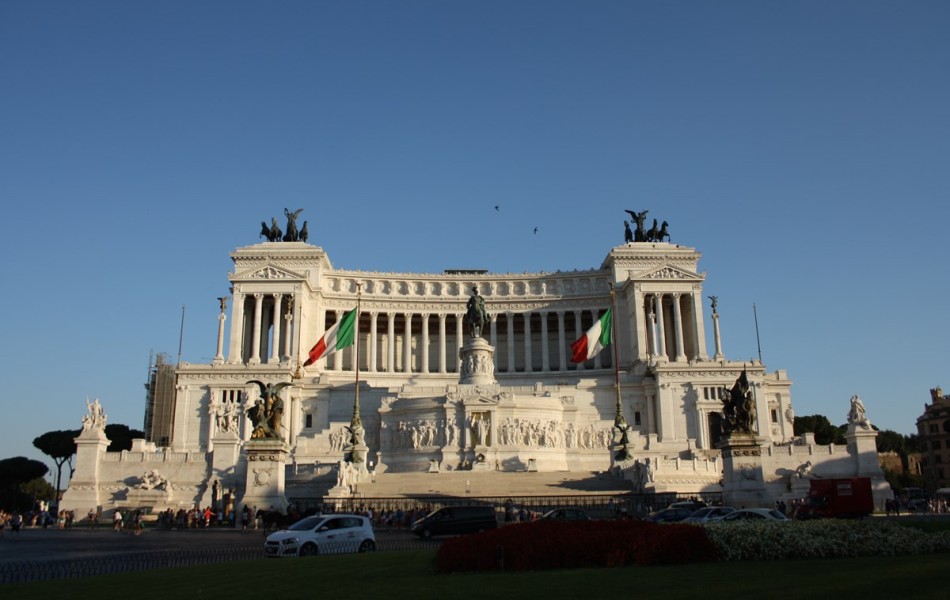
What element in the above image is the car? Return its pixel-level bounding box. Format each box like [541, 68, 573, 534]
[539, 508, 592, 521]
[681, 506, 736, 524]
[264, 514, 376, 557]
[411, 505, 498, 539]
[717, 508, 790, 522]
[644, 507, 694, 523]
[668, 500, 708, 512]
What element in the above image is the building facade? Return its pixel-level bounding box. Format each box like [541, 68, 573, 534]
[64, 231, 819, 514]
[917, 387, 950, 492]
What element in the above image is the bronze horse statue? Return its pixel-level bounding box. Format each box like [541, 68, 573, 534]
[465, 285, 489, 339]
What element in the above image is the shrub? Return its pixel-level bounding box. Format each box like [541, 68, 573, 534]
[704, 519, 950, 562]
[436, 519, 718, 573]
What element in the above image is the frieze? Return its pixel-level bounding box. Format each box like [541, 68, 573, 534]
[248, 453, 284, 462]
[721, 448, 762, 457]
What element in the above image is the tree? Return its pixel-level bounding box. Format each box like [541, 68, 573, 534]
[104, 424, 145, 452]
[0, 456, 49, 511]
[32, 430, 79, 504]
[793, 414, 846, 445]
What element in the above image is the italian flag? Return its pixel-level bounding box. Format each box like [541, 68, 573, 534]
[570, 308, 612, 363]
[304, 308, 357, 366]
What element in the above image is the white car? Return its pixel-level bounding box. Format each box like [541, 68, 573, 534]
[264, 514, 376, 557]
[717, 508, 790, 522]
[681, 506, 736, 523]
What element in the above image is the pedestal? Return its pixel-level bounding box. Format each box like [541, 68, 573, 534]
[60, 429, 110, 514]
[459, 337, 496, 385]
[719, 433, 769, 508]
[240, 440, 289, 514]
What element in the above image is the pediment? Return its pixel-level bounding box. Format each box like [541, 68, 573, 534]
[634, 264, 703, 281]
[232, 265, 304, 281]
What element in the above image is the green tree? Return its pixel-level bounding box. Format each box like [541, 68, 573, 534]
[793, 414, 846, 445]
[0, 456, 49, 511]
[32, 430, 79, 504]
[104, 424, 145, 452]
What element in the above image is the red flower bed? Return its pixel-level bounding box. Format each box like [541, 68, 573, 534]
[436, 519, 719, 573]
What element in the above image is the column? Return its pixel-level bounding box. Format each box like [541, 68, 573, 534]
[655, 294, 667, 360]
[369, 312, 378, 372]
[540, 311, 550, 372]
[557, 311, 566, 371]
[632, 286, 648, 361]
[691, 288, 709, 360]
[420, 313, 430, 374]
[712, 312, 724, 360]
[269, 293, 282, 364]
[523, 312, 533, 373]
[250, 293, 263, 365]
[438, 314, 447, 374]
[403, 313, 413, 373]
[505, 312, 515, 373]
[214, 303, 227, 366]
[226, 290, 243, 364]
[386, 313, 396, 373]
[672, 293, 686, 362]
[282, 299, 293, 362]
[489, 315, 498, 369]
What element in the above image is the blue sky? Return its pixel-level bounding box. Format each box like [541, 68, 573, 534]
[2, 1, 948, 474]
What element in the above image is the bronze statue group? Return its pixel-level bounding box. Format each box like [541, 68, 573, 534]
[624, 209, 670, 243]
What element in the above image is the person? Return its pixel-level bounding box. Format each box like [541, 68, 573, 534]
[241, 505, 250, 533]
[113, 509, 123, 532]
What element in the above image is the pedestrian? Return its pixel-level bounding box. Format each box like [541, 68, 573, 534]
[113, 509, 123, 532]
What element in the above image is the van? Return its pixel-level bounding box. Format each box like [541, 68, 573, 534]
[411, 505, 498, 539]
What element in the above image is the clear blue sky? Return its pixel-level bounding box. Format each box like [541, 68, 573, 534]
[2, 1, 948, 475]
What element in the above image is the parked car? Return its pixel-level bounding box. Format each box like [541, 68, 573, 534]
[644, 507, 694, 523]
[411, 505, 498, 539]
[717, 508, 790, 522]
[539, 508, 592, 521]
[264, 514, 376, 557]
[668, 499, 708, 512]
[681, 506, 736, 524]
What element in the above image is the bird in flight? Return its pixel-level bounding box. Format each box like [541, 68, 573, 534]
[495, 205, 500, 211]
[533, 227, 539, 235]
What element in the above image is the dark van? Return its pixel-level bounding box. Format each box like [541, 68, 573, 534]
[411, 505, 498, 539]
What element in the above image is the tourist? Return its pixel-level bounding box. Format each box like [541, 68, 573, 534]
[113, 509, 123, 532]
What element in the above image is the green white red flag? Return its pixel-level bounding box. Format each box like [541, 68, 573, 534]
[304, 308, 357, 366]
[570, 308, 612, 363]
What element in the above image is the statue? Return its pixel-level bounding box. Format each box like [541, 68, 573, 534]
[299, 221, 309, 243]
[708, 295, 718, 314]
[261, 217, 282, 242]
[138, 469, 169, 491]
[81, 398, 107, 432]
[645, 219, 659, 241]
[720, 369, 756, 435]
[623, 221, 633, 243]
[283, 208, 303, 242]
[655, 221, 670, 242]
[246, 380, 293, 440]
[217, 296, 228, 312]
[847, 395, 871, 430]
[624, 210, 649, 242]
[465, 285, 489, 339]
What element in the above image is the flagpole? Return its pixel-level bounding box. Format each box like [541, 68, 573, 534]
[610, 284, 632, 462]
[349, 283, 364, 466]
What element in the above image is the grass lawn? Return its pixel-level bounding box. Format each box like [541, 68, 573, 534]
[4, 550, 948, 600]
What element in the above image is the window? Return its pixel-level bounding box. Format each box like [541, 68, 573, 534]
[634, 411, 642, 426]
[771, 409, 778, 423]
[934, 440, 942, 451]
[305, 414, 313, 428]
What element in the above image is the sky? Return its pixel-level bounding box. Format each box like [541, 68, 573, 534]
[1, 1, 948, 477]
